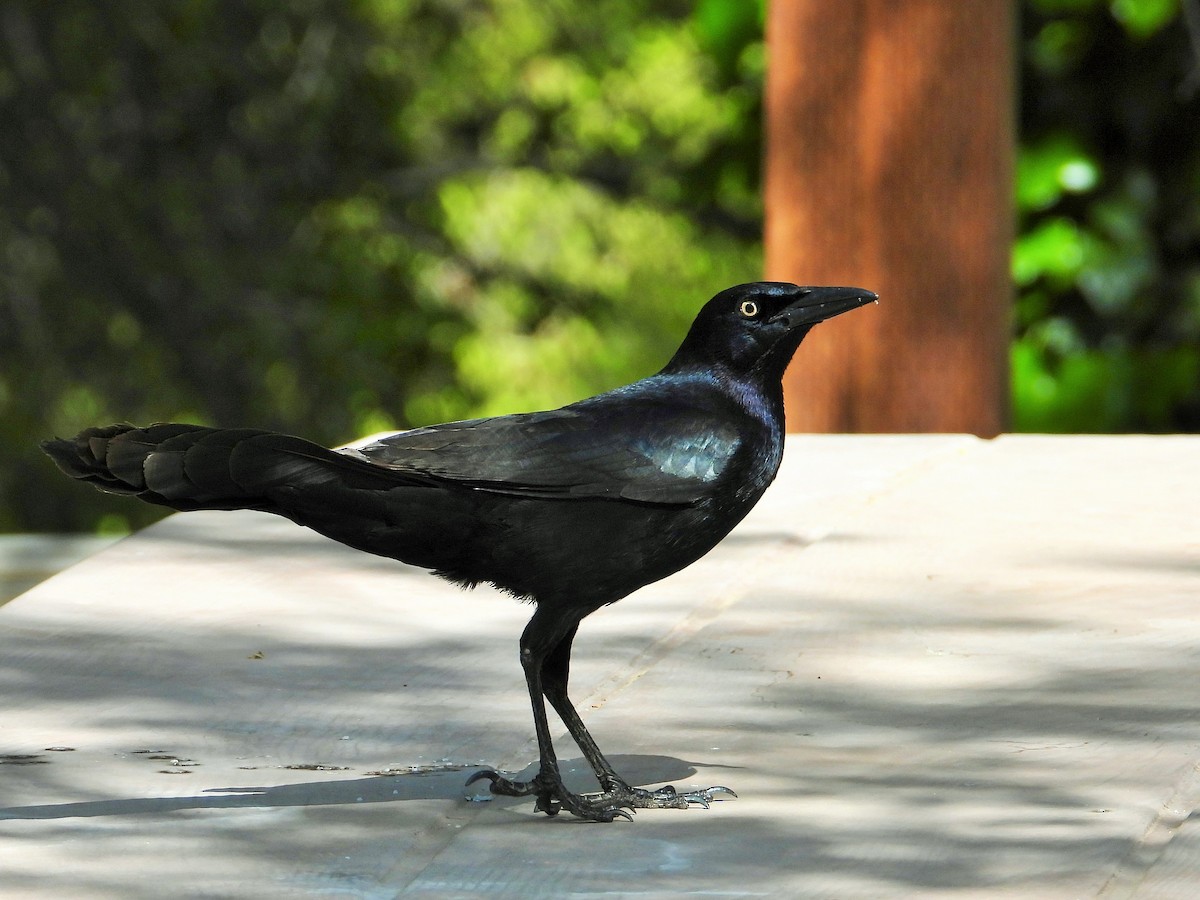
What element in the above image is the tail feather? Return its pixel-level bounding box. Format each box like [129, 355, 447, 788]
[107, 426, 212, 499]
[41, 424, 146, 495]
[41, 423, 380, 512]
[183, 428, 270, 499]
[43, 422, 493, 575]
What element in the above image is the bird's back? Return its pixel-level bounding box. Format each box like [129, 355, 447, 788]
[331, 372, 785, 611]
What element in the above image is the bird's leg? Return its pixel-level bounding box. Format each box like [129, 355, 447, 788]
[540, 625, 737, 811]
[539, 624, 621, 788]
[466, 608, 633, 822]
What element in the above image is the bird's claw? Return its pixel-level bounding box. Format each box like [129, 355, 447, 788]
[467, 769, 730, 820]
[585, 781, 738, 811]
[467, 768, 634, 823]
[650, 785, 707, 808]
[465, 768, 535, 796]
[677, 784, 737, 808]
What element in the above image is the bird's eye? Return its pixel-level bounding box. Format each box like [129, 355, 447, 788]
[739, 300, 759, 318]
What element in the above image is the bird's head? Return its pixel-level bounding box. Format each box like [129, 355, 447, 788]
[664, 282, 877, 382]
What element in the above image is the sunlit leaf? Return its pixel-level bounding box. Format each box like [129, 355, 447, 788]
[1016, 134, 1101, 212]
[1110, 0, 1179, 38]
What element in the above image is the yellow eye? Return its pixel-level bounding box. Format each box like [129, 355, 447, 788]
[739, 300, 759, 318]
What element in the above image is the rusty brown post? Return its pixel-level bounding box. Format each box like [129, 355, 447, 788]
[765, 1, 1014, 435]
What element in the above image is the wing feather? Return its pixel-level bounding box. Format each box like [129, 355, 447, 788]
[341, 382, 745, 506]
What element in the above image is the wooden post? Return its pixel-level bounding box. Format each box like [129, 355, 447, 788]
[765, 1, 1014, 435]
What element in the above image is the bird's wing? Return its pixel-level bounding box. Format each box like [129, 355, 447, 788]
[343, 392, 744, 506]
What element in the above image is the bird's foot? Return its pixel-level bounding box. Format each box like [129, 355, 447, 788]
[587, 780, 737, 810]
[465, 768, 634, 822]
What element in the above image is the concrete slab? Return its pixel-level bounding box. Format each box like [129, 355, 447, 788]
[0, 535, 121, 608]
[0, 435, 1197, 897]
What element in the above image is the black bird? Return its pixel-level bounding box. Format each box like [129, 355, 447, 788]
[42, 281, 876, 822]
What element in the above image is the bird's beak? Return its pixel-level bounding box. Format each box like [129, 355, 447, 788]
[769, 286, 878, 328]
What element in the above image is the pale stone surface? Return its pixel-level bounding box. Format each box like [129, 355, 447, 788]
[0, 534, 120, 608]
[0, 435, 1197, 897]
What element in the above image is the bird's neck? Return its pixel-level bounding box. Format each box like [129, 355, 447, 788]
[658, 362, 786, 432]
[718, 367, 786, 430]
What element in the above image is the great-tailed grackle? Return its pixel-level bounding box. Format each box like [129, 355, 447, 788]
[42, 281, 876, 821]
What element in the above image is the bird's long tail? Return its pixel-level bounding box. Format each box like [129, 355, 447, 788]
[43, 423, 492, 575]
[41, 423, 394, 514]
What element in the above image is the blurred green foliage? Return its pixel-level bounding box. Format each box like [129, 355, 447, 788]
[1, 0, 1196, 534]
[1015, 0, 1200, 431]
[0, 0, 764, 532]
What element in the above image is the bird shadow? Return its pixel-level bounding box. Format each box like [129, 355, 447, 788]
[0, 754, 731, 821]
